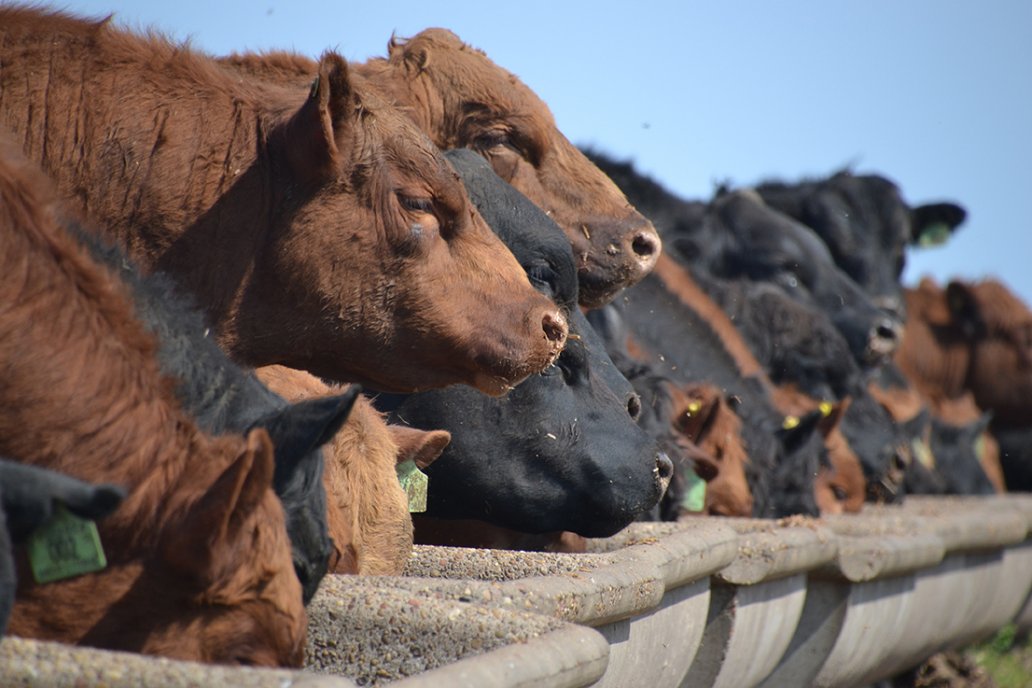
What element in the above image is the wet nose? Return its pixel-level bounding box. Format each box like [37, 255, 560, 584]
[625, 225, 662, 275]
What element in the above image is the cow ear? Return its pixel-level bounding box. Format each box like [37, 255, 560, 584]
[911, 202, 966, 247]
[163, 429, 276, 584]
[251, 386, 362, 492]
[816, 398, 851, 438]
[281, 53, 361, 182]
[388, 425, 451, 470]
[777, 410, 823, 452]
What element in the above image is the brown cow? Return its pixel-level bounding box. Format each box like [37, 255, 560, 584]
[0, 138, 304, 666]
[669, 383, 755, 517]
[895, 278, 1025, 490]
[353, 30, 663, 307]
[256, 365, 450, 575]
[223, 36, 663, 307]
[0, 7, 566, 396]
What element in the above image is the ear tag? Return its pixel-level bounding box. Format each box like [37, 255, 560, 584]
[686, 401, 702, 416]
[818, 401, 834, 417]
[396, 459, 428, 513]
[782, 415, 800, 430]
[911, 438, 936, 470]
[27, 505, 108, 584]
[680, 468, 707, 513]
[974, 434, 986, 462]
[917, 222, 952, 247]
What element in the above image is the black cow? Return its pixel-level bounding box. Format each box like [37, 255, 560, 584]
[72, 224, 356, 604]
[376, 150, 670, 538]
[586, 151, 903, 369]
[755, 171, 966, 319]
[0, 459, 125, 635]
[588, 267, 828, 518]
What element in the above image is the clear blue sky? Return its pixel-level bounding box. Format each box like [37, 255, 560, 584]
[60, 1, 1032, 307]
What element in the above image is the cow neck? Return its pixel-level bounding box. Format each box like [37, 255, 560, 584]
[653, 254, 770, 383]
[0, 9, 292, 328]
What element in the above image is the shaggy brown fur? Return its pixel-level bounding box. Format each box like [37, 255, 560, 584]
[0, 138, 304, 666]
[353, 29, 662, 308]
[256, 366, 449, 575]
[0, 7, 567, 396]
[898, 277, 1032, 425]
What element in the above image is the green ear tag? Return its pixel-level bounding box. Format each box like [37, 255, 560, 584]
[396, 459, 428, 513]
[680, 468, 707, 513]
[917, 222, 952, 247]
[27, 505, 108, 584]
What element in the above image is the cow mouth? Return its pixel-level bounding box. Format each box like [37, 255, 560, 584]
[577, 262, 632, 308]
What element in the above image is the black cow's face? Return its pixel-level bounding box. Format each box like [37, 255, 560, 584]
[757, 172, 966, 321]
[704, 190, 904, 367]
[390, 306, 666, 537]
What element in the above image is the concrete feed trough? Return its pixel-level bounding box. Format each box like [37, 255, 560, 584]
[3, 496, 1032, 687]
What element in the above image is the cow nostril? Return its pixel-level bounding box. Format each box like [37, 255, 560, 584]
[630, 230, 661, 263]
[627, 393, 642, 421]
[875, 317, 902, 343]
[656, 452, 674, 481]
[542, 311, 568, 344]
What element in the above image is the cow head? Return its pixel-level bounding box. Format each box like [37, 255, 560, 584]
[756, 171, 966, 320]
[256, 53, 566, 395]
[705, 189, 904, 367]
[811, 400, 866, 515]
[360, 30, 662, 307]
[670, 384, 754, 517]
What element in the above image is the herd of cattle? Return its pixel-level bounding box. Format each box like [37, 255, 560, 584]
[0, 4, 1029, 671]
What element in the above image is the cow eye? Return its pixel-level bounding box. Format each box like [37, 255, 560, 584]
[398, 194, 435, 214]
[832, 486, 848, 502]
[527, 265, 558, 294]
[477, 130, 518, 153]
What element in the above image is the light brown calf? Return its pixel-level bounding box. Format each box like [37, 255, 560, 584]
[256, 366, 449, 575]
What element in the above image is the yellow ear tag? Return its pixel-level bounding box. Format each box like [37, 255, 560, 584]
[680, 467, 707, 513]
[782, 415, 800, 430]
[27, 505, 108, 584]
[396, 459, 428, 513]
[686, 401, 702, 416]
[819, 401, 834, 417]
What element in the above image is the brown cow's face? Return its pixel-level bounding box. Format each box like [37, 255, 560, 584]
[261, 55, 566, 395]
[9, 431, 306, 667]
[146, 430, 306, 667]
[366, 29, 661, 307]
